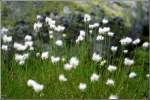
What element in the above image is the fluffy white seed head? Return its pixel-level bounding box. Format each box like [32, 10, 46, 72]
[59, 74, 67, 82]
[79, 83, 87, 91]
[108, 65, 117, 72]
[90, 73, 100, 82]
[124, 58, 134, 66]
[129, 72, 136, 78]
[106, 79, 115, 86]
[55, 40, 63, 46]
[92, 52, 102, 62]
[142, 42, 149, 48]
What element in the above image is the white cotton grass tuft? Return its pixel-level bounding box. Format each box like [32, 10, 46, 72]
[69, 57, 79, 68]
[2, 45, 8, 51]
[123, 49, 128, 54]
[132, 38, 140, 45]
[2, 35, 12, 43]
[34, 22, 42, 32]
[25, 35, 32, 41]
[59, 74, 67, 82]
[64, 57, 79, 70]
[51, 56, 60, 64]
[55, 40, 63, 46]
[41, 51, 49, 60]
[109, 94, 118, 99]
[107, 65, 117, 72]
[142, 42, 149, 48]
[96, 35, 104, 41]
[15, 53, 29, 65]
[111, 46, 118, 52]
[106, 79, 115, 86]
[92, 52, 102, 62]
[120, 37, 132, 46]
[90, 73, 100, 82]
[76, 30, 86, 43]
[99, 27, 110, 34]
[27, 79, 44, 93]
[124, 58, 134, 66]
[146, 74, 149, 78]
[102, 18, 108, 24]
[100, 60, 106, 66]
[64, 63, 73, 71]
[84, 14, 91, 22]
[107, 32, 114, 37]
[129, 72, 136, 78]
[14, 42, 27, 51]
[78, 83, 87, 91]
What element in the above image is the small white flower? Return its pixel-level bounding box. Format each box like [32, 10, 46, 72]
[142, 42, 149, 48]
[124, 58, 134, 66]
[36, 15, 42, 20]
[76, 35, 84, 43]
[2, 35, 12, 43]
[25, 35, 32, 41]
[129, 72, 136, 78]
[108, 65, 117, 72]
[84, 14, 91, 22]
[55, 40, 63, 46]
[51, 56, 60, 64]
[120, 37, 132, 46]
[19, 60, 25, 65]
[106, 79, 114, 86]
[102, 18, 108, 24]
[54, 25, 65, 32]
[109, 94, 118, 99]
[111, 46, 118, 52]
[41, 51, 49, 60]
[132, 38, 140, 45]
[2, 45, 8, 51]
[69, 57, 79, 68]
[107, 32, 114, 37]
[61, 57, 66, 62]
[100, 60, 106, 66]
[92, 52, 102, 62]
[64, 63, 73, 70]
[90, 73, 100, 82]
[123, 50, 128, 54]
[59, 74, 67, 82]
[79, 83, 87, 91]
[96, 35, 104, 41]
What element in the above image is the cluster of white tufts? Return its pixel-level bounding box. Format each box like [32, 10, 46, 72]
[100, 60, 106, 66]
[76, 30, 86, 43]
[106, 79, 115, 86]
[129, 72, 136, 78]
[107, 65, 117, 72]
[51, 56, 60, 64]
[27, 79, 44, 93]
[107, 32, 114, 37]
[54, 25, 65, 32]
[89, 23, 99, 29]
[84, 14, 91, 22]
[59, 74, 67, 82]
[15, 53, 29, 65]
[98, 27, 110, 34]
[120, 37, 132, 46]
[45, 17, 56, 28]
[90, 73, 100, 82]
[64, 57, 79, 70]
[124, 58, 134, 66]
[14, 42, 27, 51]
[92, 52, 102, 62]
[24, 35, 34, 51]
[41, 51, 49, 60]
[96, 35, 104, 41]
[78, 83, 87, 91]
[2, 35, 12, 43]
